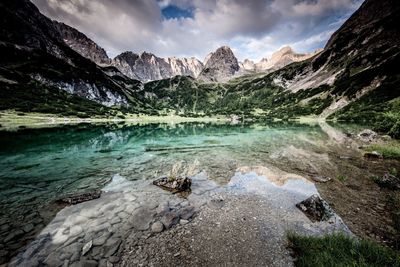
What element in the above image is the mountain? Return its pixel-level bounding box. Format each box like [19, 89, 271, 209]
[239, 46, 321, 73]
[143, 0, 400, 137]
[54, 21, 111, 66]
[0, 0, 398, 138]
[269, 0, 400, 122]
[0, 0, 146, 116]
[198, 46, 240, 82]
[112, 52, 203, 82]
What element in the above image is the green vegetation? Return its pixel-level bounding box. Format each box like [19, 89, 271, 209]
[387, 193, 400, 244]
[365, 144, 400, 159]
[337, 175, 347, 182]
[391, 168, 399, 176]
[143, 75, 334, 119]
[287, 232, 400, 267]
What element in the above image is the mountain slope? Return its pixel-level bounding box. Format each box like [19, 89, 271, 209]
[54, 21, 111, 67]
[0, 0, 148, 116]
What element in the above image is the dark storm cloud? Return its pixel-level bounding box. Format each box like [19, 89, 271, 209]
[32, 0, 363, 61]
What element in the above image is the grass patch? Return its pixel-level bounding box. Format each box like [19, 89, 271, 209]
[365, 144, 400, 159]
[337, 175, 347, 182]
[288, 232, 400, 267]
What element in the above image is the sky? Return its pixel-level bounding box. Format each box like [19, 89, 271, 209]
[32, 0, 363, 62]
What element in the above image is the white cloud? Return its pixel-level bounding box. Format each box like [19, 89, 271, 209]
[32, 0, 363, 61]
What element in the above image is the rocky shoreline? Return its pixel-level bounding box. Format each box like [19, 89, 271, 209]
[9, 167, 351, 267]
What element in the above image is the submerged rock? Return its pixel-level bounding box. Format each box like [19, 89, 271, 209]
[151, 221, 164, 233]
[363, 151, 383, 159]
[153, 177, 192, 193]
[57, 190, 101, 205]
[296, 194, 333, 222]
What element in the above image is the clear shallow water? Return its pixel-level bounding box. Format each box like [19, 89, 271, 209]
[0, 121, 371, 262]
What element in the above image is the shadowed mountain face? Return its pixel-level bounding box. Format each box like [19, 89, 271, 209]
[0, 0, 147, 116]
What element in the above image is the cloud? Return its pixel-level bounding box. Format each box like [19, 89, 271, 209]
[32, 0, 363, 61]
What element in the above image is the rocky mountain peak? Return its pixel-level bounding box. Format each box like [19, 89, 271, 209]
[198, 46, 240, 82]
[112, 51, 203, 82]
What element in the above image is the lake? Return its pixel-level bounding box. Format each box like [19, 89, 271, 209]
[0, 121, 390, 264]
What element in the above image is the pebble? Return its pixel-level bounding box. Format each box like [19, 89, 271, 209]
[161, 211, 180, 229]
[151, 221, 164, 233]
[82, 240, 92, 255]
[180, 219, 189, 225]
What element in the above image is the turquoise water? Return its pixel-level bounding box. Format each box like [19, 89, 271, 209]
[0, 121, 386, 262]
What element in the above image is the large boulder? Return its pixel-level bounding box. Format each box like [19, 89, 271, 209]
[296, 194, 333, 222]
[153, 177, 191, 193]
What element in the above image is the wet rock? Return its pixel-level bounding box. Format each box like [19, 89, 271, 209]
[311, 176, 331, 183]
[82, 240, 92, 255]
[151, 221, 164, 233]
[132, 208, 155, 231]
[296, 194, 333, 222]
[153, 176, 192, 193]
[161, 211, 180, 229]
[4, 229, 24, 243]
[104, 238, 121, 257]
[57, 190, 101, 205]
[179, 206, 195, 220]
[363, 151, 383, 159]
[22, 223, 35, 233]
[358, 129, 378, 142]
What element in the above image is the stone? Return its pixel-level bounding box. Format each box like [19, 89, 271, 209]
[311, 176, 331, 183]
[179, 206, 195, 220]
[296, 194, 334, 222]
[151, 221, 164, 233]
[161, 211, 180, 229]
[82, 240, 92, 255]
[57, 190, 101, 205]
[131, 208, 155, 231]
[180, 219, 189, 225]
[104, 238, 121, 257]
[43, 252, 63, 267]
[92, 232, 111, 246]
[108, 256, 120, 263]
[363, 151, 383, 159]
[23, 223, 35, 233]
[153, 177, 192, 193]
